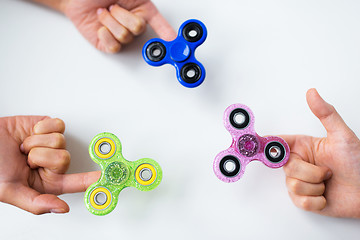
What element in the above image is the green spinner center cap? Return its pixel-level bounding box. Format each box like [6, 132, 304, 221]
[105, 162, 129, 185]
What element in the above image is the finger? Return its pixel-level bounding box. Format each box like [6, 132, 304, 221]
[60, 171, 101, 193]
[132, 1, 177, 41]
[288, 192, 326, 211]
[306, 88, 350, 134]
[0, 183, 69, 214]
[283, 153, 331, 183]
[21, 133, 66, 154]
[110, 4, 146, 36]
[286, 177, 325, 196]
[97, 26, 121, 53]
[28, 148, 70, 174]
[277, 135, 297, 149]
[97, 8, 133, 44]
[33, 118, 65, 135]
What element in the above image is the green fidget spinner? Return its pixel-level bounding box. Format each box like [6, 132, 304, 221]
[84, 132, 163, 215]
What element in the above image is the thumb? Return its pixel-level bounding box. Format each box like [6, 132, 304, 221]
[2, 184, 69, 215]
[306, 88, 350, 134]
[7, 116, 50, 143]
[132, 1, 177, 41]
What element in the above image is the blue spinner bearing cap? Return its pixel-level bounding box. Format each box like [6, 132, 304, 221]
[142, 19, 207, 88]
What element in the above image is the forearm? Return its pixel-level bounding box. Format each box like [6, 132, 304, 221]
[28, 0, 67, 13]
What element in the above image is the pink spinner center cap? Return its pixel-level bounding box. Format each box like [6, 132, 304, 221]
[238, 134, 259, 157]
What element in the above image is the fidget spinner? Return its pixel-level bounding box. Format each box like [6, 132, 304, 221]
[84, 132, 162, 215]
[142, 19, 207, 88]
[213, 104, 290, 182]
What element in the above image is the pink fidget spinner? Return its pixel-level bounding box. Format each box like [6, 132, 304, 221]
[213, 104, 290, 182]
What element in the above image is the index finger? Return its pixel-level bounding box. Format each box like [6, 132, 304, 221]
[60, 171, 101, 193]
[131, 1, 177, 41]
[283, 153, 331, 183]
[278, 135, 297, 149]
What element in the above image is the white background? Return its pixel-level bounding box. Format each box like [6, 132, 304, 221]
[1, 0, 360, 239]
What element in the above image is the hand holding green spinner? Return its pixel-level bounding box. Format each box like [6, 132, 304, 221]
[84, 132, 162, 215]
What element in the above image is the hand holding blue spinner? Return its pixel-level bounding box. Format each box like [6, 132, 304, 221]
[142, 19, 207, 88]
[84, 132, 162, 215]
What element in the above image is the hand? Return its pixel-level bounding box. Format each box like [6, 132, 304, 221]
[281, 88, 360, 218]
[63, 0, 177, 53]
[0, 116, 100, 214]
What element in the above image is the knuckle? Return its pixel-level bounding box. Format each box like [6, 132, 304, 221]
[318, 197, 327, 210]
[98, 26, 107, 35]
[31, 209, 43, 215]
[53, 133, 65, 148]
[117, 30, 132, 43]
[62, 151, 71, 164]
[283, 164, 290, 174]
[109, 4, 120, 13]
[27, 148, 42, 168]
[57, 150, 70, 165]
[284, 162, 296, 177]
[289, 179, 301, 193]
[98, 10, 109, 21]
[132, 19, 146, 35]
[28, 148, 38, 159]
[319, 183, 326, 195]
[108, 44, 121, 53]
[299, 197, 311, 210]
[0, 185, 5, 202]
[329, 105, 336, 114]
[22, 136, 32, 150]
[53, 118, 65, 132]
[313, 172, 324, 183]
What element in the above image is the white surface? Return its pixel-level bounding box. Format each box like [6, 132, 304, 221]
[1, 0, 360, 239]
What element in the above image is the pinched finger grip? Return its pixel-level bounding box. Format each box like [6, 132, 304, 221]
[84, 132, 162, 215]
[142, 19, 207, 88]
[213, 104, 290, 183]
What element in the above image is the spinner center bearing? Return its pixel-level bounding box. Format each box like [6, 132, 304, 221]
[105, 162, 129, 185]
[238, 134, 259, 157]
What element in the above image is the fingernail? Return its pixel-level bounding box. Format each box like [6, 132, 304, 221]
[97, 8, 104, 15]
[20, 144, 25, 152]
[50, 208, 67, 214]
[109, 5, 115, 11]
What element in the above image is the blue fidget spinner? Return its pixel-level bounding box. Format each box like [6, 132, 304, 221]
[142, 19, 207, 88]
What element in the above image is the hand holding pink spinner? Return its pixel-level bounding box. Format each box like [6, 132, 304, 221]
[213, 104, 290, 182]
